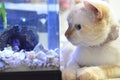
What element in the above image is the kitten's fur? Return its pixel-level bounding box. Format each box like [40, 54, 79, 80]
[62, 0, 120, 80]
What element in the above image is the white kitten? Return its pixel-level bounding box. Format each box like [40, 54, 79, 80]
[62, 0, 120, 80]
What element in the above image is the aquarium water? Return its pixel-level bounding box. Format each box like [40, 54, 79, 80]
[0, 0, 60, 72]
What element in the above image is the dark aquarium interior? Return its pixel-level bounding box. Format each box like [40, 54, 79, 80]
[0, 0, 60, 75]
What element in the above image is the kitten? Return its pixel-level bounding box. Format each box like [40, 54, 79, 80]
[62, 0, 120, 80]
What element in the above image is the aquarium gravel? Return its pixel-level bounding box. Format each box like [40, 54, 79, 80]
[0, 43, 59, 72]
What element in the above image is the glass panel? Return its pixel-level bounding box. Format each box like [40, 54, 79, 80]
[0, 0, 60, 72]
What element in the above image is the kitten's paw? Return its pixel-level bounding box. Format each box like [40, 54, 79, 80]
[77, 68, 99, 80]
[77, 70, 97, 80]
[62, 69, 76, 80]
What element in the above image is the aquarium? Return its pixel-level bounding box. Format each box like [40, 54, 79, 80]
[0, 0, 61, 80]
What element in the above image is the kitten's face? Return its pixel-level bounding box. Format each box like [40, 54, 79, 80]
[65, 0, 112, 46]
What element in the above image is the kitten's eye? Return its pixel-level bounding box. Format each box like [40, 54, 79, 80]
[75, 24, 81, 30]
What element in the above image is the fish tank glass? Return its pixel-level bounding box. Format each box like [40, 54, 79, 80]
[0, 0, 61, 80]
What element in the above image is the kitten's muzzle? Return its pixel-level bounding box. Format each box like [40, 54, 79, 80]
[65, 28, 75, 39]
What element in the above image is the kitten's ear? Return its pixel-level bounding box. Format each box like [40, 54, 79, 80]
[84, 0, 102, 19]
[106, 25, 119, 42]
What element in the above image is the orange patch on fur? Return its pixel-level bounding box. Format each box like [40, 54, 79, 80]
[101, 65, 120, 78]
[80, 7, 85, 10]
[80, 25, 92, 33]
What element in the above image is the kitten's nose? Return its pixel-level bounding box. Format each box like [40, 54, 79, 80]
[65, 31, 69, 38]
[65, 28, 75, 38]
